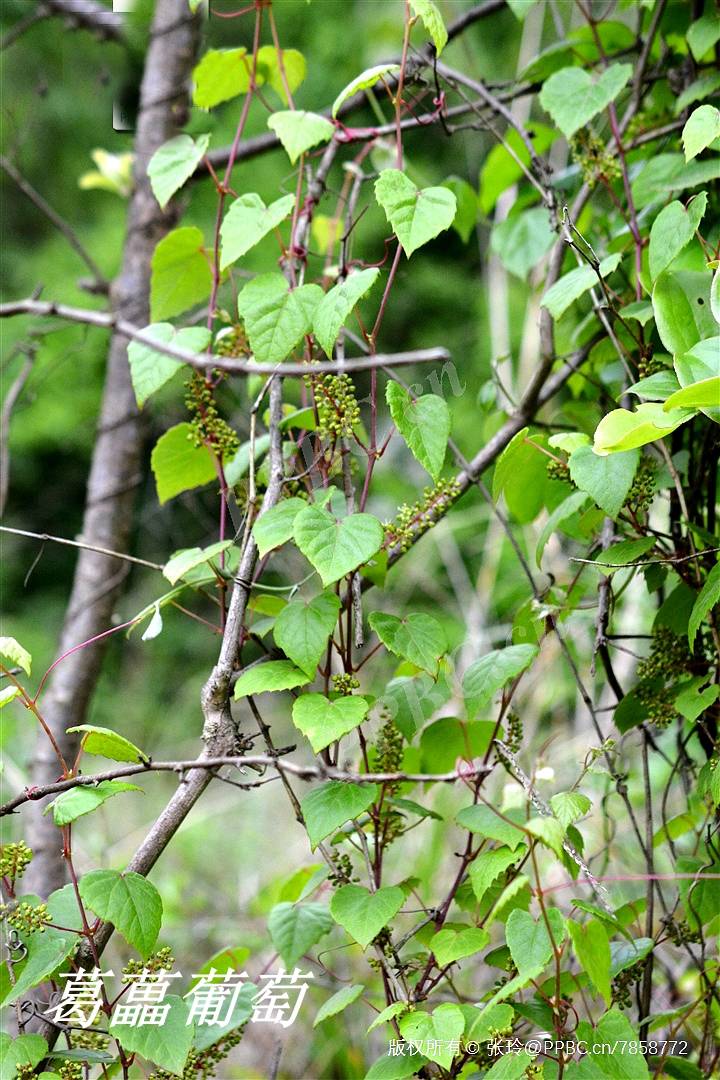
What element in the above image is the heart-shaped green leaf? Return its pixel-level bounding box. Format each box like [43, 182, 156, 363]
[386, 381, 450, 480]
[375, 169, 457, 257]
[368, 611, 446, 677]
[506, 907, 565, 975]
[268, 110, 335, 165]
[274, 591, 341, 676]
[129, 324, 210, 407]
[252, 497, 307, 557]
[150, 227, 212, 321]
[46, 781, 143, 826]
[147, 133, 210, 209]
[429, 926, 489, 967]
[462, 645, 538, 718]
[220, 193, 295, 270]
[237, 273, 323, 365]
[568, 445, 639, 518]
[539, 63, 632, 138]
[109, 995, 193, 1074]
[399, 1003, 464, 1069]
[79, 870, 162, 958]
[67, 724, 148, 764]
[301, 781, 378, 849]
[268, 902, 333, 967]
[233, 660, 311, 699]
[293, 505, 384, 586]
[648, 193, 707, 281]
[330, 883, 404, 948]
[314, 268, 380, 357]
[292, 693, 369, 752]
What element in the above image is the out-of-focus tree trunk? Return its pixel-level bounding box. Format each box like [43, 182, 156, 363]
[25, 0, 199, 898]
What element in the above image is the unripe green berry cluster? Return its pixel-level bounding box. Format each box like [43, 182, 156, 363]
[214, 325, 248, 358]
[122, 946, 175, 982]
[636, 684, 678, 729]
[0, 900, 50, 934]
[328, 851, 355, 886]
[332, 673, 360, 695]
[611, 959, 644, 1008]
[150, 1028, 243, 1080]
[637, 354, 668, 379]
[570, 130, 621, 188]
[637, 627, 690, 682]
[309, 372, 360, 440]
[184, 372, 239, 458]
[0, 840, 33, 881]
[546, 459, 571, 483]
[505, 712, 523, 753]
[661, 915, 700, 947]
[625, 456, 657, 513]
[384, 478, 461, 552]
[375, 719, 403, 776]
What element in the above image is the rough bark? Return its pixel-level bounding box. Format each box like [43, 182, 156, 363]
[24, 0, 198, 898]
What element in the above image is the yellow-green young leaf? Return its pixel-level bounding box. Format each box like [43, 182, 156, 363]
[3, 932, 78, 1005]
[256, 46, 306, 104]
[268, 110, 334, 165]
[568, 445, 639, 518]
[147, 133, 210, 209]
[313, 268, 380, 357]
[366, 1000, 409, 1033]
[292, 693, 369, 753]
[46, 781, 143, 826]
[648, 193, 707, 281]
[150, 423, 217, 504]
[506, 907, 565, 975]
[399, 1004, 464, 1070]
[0, 635, 32, 676]
[268, 902, 332, 967]
[330, 883, 404, 949]
[652, 270, 716, 355]
[368, 611, 446, 677]
[150, 227, 212, 321]
[409, 0, 448, 55]
[429, 926, 489, 967]
[301, 781, 378, 849]
[163, 540, 233, 585]
[386, 381, 450, 480]
[293, 505, 384, 586]
[331, 63, 401, 118]
[128, 324, 211, 407]
[664, 376, 720, 411]
[551, 791, 592, 830]
[674, 336, 720, 423]
[687, 11, 720, 60]
[689, 562, 720, 650]
[252, 497, 307, 557]
[274, 591, 341, 677]
[462, 645, 538, 718]
[67, 724, 148, 764]
[682, 105, 720, 162]
[539, 63, 631, 139]
[237, 273, 323, 364]
[234, 660, 311, 699]
[110, 995, 193, 1074]
[593, 403, 693, 455]
[540, 253, 622, 319]
[526, 816, 565, 858]
[193, 48, 252, 109]
[375, 169, 457, 257]
[79, 870, 162, 958]
[0, 685, 21, 709]
[568, 919, 612, 1004]
[220, 193, 295, 270]
[313, 984, 364, 1027]
[456, 805, 526, 849]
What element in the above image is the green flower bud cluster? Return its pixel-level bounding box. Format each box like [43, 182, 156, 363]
[570, 130, 621, 188]
[16, 1066, 35, 1080]
[637, 627, 690, 682]
[308, 373, 360, 440]
[637, 354, 668, 379]
[328, 851, 355, 887]
[184, 372, 239, 458]
[611, 959, 644, 1009]
[0, 900, 50, 935]
[384, 478, 462, 552]
[70, 1024, 109, 1052]
[375, 719, 403, 776]
[214, 325, 248, 358]
[58, 1063, 83, 1080]
[332, 673, 360, 696]
[505, 712, 523, 753]
[625, 456, 657, 513]
[150, 1028, 244, 1080]
[122, 946, 175, 982]
[370, 926, 393, 953]
[546, 458, 571, 483]
[0, 840, 33, 881]
[636, 684, 678, 729]
[661, 915, 700, 947]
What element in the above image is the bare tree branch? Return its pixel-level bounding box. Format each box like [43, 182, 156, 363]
[0, 526, 165, 571]
[0, 757, 492, 817]
[0, 300, 450, 375]
[41, 0, 125, 43]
